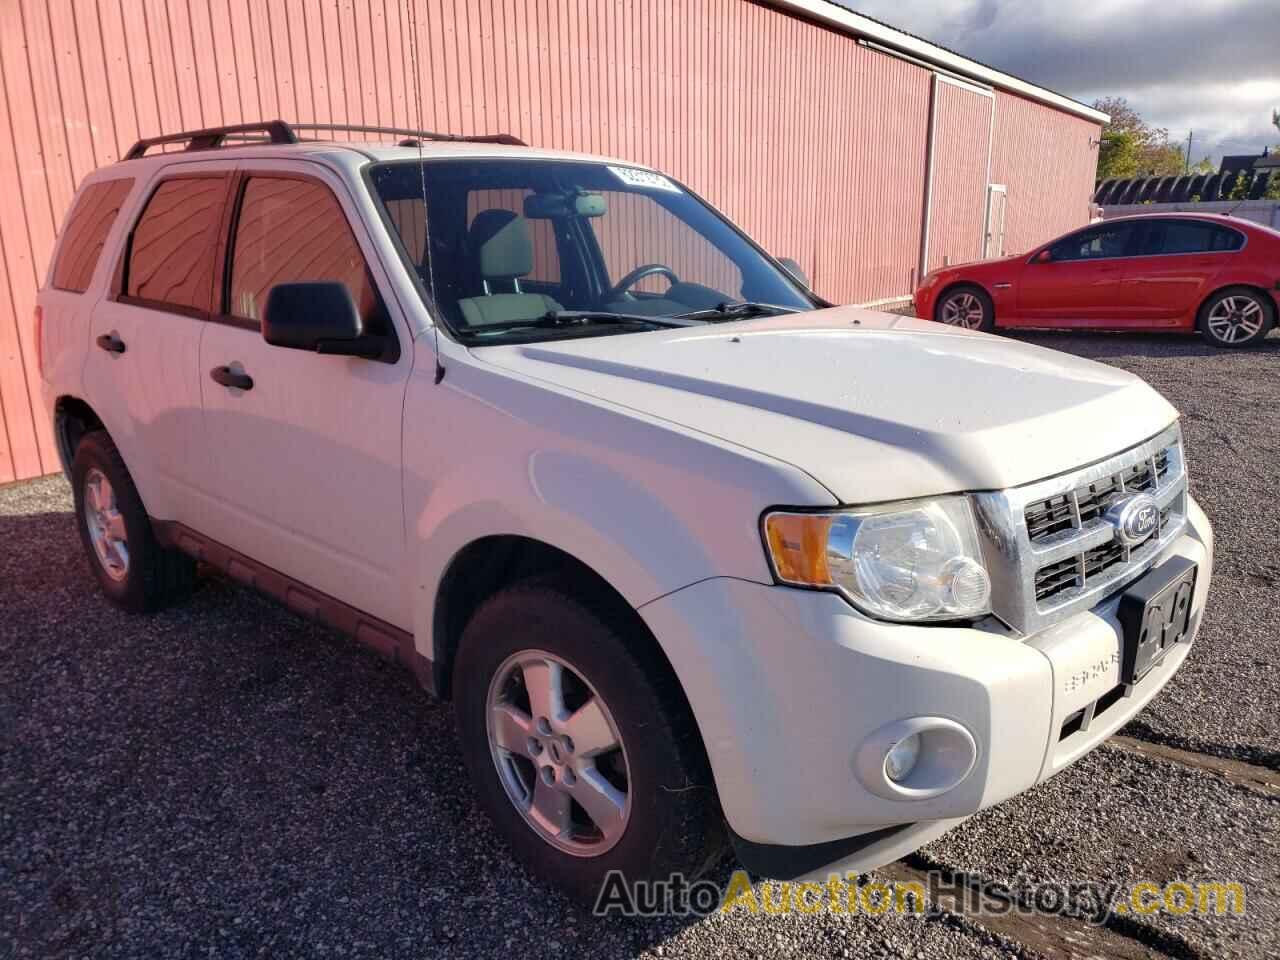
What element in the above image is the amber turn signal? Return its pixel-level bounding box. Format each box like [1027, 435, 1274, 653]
[763, 513, 834, 586]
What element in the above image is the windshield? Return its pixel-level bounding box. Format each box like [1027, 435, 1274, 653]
[367, 158, 814, 343]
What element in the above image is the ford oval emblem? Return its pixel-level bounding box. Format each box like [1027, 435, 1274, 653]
[1105, 493, 1160, 547]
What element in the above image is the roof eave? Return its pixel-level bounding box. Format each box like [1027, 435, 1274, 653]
[765, 0, 1110, 126]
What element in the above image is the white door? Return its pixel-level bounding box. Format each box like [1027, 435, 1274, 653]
[83, 165, 234, 524]
[984, 184, 1007, 259]
[196, 162, 412, 628]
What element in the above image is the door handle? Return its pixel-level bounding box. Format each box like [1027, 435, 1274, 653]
[95, 333, 126, 354]
[210, 365, 254, 390]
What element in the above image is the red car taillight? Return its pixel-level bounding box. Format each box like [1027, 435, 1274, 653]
[33, 305, 44, 378]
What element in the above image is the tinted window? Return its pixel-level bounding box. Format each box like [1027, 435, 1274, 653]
[590, 190, 742, 296]
[367, 158, 810, 343]
[464, 189, 561, 282]
[52, 179, 134, 293]
[230, 177, 384, 330]
[1140, 220, 1244, 256]
[1210, 227, 1245, 252]
[1049, 222, 1135, 261]
[126, 177, 227, 312]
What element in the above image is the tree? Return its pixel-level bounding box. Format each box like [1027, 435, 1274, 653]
[1265, 156, 1280, 200]
[1144, 142, 1188, 176]
[1227, 172, 1251, 201]
[1097, 129, 1140, 179]
[1092, 96, 1186, 177]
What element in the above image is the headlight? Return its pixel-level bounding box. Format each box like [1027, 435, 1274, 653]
[763, 497, 991, 622]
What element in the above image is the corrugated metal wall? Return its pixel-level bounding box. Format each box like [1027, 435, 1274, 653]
[0, 0, 1098, 484]
[990, 90, 1100, 256]
[925, 78, 993, 272]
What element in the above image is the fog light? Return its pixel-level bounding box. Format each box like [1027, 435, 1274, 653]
[884, 734, 921, 782]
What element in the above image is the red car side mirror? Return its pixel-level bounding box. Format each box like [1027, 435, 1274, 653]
[1033, 249, 1053, 264]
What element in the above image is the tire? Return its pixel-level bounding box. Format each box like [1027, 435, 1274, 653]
[1197, 286, 1274, 348]
[71, 430, 196, 613]
[934, 284, 995, 332]
[453, 580, 726, 905]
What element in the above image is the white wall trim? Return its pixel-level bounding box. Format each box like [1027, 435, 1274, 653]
[933, 70, 994, 100]
[764, 0, 1110, 125]
[855, 294, 914, 309]
[918, 73, 940, 283]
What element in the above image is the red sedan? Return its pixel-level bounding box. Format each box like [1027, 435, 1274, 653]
[914, 213, 1280, 348]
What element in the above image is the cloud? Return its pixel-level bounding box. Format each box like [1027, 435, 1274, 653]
[834, 0, 1280, 162]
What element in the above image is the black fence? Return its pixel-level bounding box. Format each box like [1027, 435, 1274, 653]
[1093, 169, 1276, 205]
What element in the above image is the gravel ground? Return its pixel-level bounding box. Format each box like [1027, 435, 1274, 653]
[2, 329, 1278, 959]
[922, 742, 1279, 959]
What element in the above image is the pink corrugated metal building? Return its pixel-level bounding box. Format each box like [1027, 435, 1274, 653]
[0, 0, 1105, 484]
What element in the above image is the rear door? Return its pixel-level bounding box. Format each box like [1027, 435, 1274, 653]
[1119, 219, 1243, 327]
[1016, 220, 1141, 326]
[196, 161, 412, 628]
[83, 164, 232, 525]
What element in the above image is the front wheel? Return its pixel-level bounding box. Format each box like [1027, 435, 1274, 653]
[453, 581, 725, 904]
[934, 285, 995, 332]
[1197, 287, 1274, 348]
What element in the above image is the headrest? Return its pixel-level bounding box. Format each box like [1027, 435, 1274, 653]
[469, 209, 533, 279]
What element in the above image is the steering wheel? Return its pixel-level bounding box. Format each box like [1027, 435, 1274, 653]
[605, 263, 679, 301]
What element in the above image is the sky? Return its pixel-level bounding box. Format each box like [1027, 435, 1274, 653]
[838, 0, 1280, 166]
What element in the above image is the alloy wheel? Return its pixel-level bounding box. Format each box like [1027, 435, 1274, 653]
[1206, 295, 1265, 344]
[83, 467, 129, 581]
[939, 291, 986, 328]
[486, 649, 631, 856]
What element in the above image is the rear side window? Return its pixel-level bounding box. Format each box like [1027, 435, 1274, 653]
[1210, 227, 1245, 251]
[1140, 220, 1245, 256]
[52, 178, 134, 293]
[125, 176, 228, 314]
[229, 177, 385, 331]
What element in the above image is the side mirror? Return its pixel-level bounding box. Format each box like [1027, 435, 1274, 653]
[778, 256, 810, 288]
[263, 282, 380, 358]
[1032, 249, 1053, 264]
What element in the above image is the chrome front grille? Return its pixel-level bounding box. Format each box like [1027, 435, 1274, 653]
[973, 424, 1187, 635]
[1024, 448, 1171, 544]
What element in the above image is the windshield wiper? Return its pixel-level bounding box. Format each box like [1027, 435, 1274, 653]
[675, 301, 800, 322]
[469, 309, 699, 337]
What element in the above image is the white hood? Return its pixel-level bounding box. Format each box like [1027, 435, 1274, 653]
[471, 306, 1178, 504]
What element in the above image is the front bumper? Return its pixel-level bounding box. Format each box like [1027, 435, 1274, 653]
[912, 285, 935, 319]
[638, 495, 1212, 878]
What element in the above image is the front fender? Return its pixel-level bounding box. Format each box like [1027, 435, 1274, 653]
[403, 353, 835, 660]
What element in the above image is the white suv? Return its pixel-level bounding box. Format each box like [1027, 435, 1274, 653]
[37, 122, 1213, 902]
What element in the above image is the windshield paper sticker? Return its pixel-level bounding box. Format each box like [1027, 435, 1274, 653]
[607, 166, 681, 194]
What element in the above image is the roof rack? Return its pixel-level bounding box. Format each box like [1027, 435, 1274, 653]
[123, 119, 525, 160]
[291, 123, 526, 147]
[125, 121, 298, 159]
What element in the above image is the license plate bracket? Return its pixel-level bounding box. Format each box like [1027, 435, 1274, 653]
[1117, 557, 1197, 685]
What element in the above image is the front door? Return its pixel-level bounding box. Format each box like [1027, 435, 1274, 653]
[1017, 220, 1141, 326]
[197, 163, 412, 628]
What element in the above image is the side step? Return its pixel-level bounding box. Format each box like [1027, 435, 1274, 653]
[152, 519, 437, 696]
